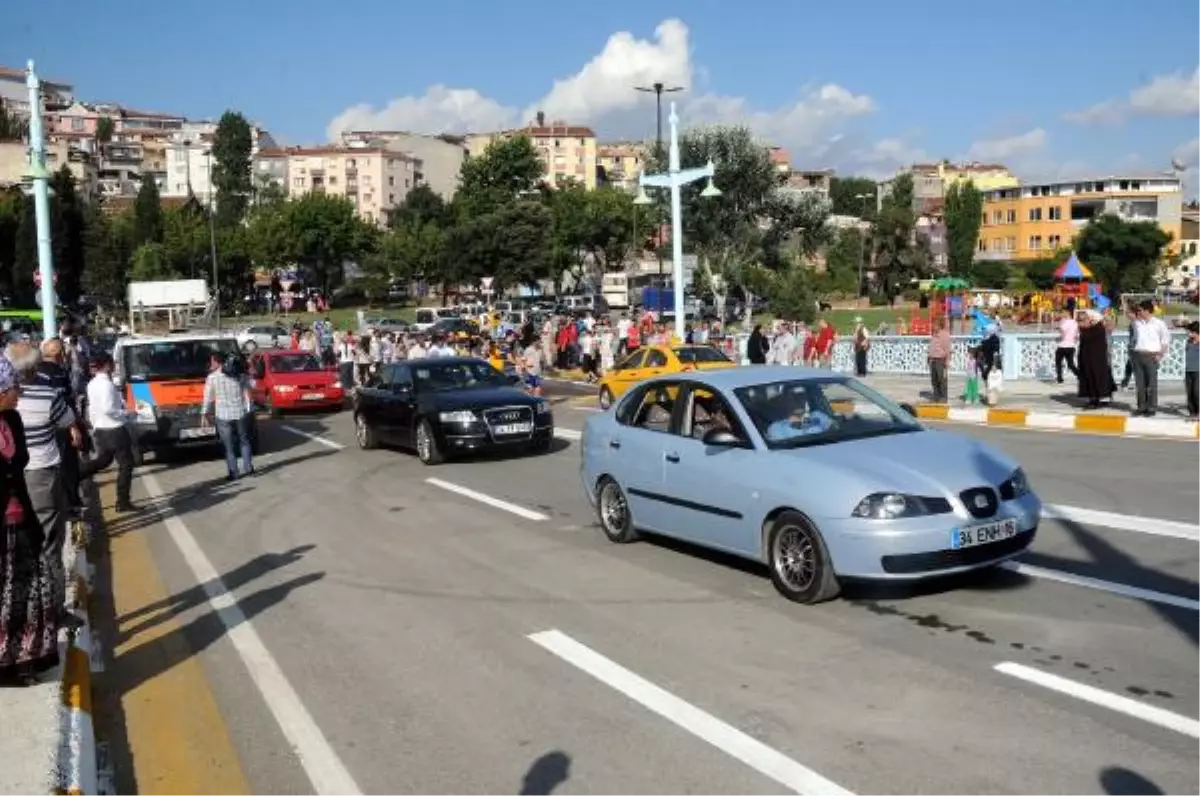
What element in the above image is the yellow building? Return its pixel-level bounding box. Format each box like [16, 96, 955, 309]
[596, 141, 647, 190]
[467, 118, 597, 189]
[977, 175, 1184, 262]
[261, 146, 420, 225]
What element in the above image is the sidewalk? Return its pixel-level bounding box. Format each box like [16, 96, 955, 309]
[858, 373, 1197, 439]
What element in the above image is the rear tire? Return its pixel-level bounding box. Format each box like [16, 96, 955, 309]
[355, 412, 377, 450]
[766, 511, 840, 604]
[415, 419, 443, 465]
[598, 386, 615, 410]
[595, 477, 638, 543]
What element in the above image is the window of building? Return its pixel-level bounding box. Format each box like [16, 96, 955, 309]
[389, 193, 395, 204]
[1131, 180, 1142, 190]
[1047, 206, 1061, 220]
[1048, 234, 1062, 248]
[1006, 209, 1016, 224]
[405, 179, 410, 189]
[1119, 180, 1129, 190]
[347, 159, 356, 168]
[991, 238, 1003, 252]
[329, 175, 337, 186]
[990, 210, 1003, 224]
[292, 177, 304, 188]
[387, 175, 394, 187]
[71, 118, 84, 131]
[1028, 235, 1043, 250]
[1028, 207, 1042, 222]
[364, 193, 373, 203]
[977, 238, 986, 252]
[1006, 236, 1016, 252]
[981, 213, 987, 226]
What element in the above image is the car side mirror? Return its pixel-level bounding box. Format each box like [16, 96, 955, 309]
[899, 402, 917, 417]
[702, 428, 743, 448]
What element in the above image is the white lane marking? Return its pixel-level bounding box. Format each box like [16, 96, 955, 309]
[529, 629, 851, 795]
[425, 478, 548, 521]
[139, 472, 361, 795]
[1000, 561, 1199, 612]
[1041, 504, 1198, 541]
[279, 424, 346, 450]
[554, 427, 582, 441]
[995, 662, 1200, 739]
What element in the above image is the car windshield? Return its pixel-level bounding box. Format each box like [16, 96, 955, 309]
[412, 361, 508, 392]
[674, 346, 730, 364]
[734, 377, 921, 449]
[270, 353, 323, 373]
[122, 339, 240, 382]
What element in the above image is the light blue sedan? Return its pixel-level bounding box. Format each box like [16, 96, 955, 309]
[579, 367, 1041, 604]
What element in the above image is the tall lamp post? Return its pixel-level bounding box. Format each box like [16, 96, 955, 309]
[854, 191, 874, 302]
[633, 102, 722, 342]
[635, 82, 684, 283]
[25, 61, 57, 339]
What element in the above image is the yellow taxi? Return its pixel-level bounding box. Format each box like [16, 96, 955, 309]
[597, 344, 737, 409]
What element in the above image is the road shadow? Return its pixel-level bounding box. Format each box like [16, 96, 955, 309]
[1021, 515, 1199, 647]
[518, 751, 571, 795]
[1048, 393, 1134, 413]
[1099, 766, 1164, 795]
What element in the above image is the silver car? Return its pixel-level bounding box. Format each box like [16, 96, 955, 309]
[580, 367, 1041, 604]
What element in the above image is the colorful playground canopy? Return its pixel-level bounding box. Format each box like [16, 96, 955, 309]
[1054, 251, 1093, 280]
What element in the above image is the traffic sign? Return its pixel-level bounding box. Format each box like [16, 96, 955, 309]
[280, 291, 294, 311]
[32, 269, 57, 288]
[480, 276, 495, 295]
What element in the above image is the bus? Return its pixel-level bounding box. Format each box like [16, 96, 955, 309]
[601, 271, 630, 310]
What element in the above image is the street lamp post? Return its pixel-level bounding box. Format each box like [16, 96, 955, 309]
[25, 60, 56, 339]
[634, 102, 721, 342]
[203, 149, 220, 330]
[635, 82, 684, 283]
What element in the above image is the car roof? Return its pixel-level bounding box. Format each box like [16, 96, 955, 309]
[116, 332, 239, 346]
[649, 364, 847, 390]
[259, 349, 315, 358]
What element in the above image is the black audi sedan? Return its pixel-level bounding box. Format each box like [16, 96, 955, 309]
[352, 357, 554, 464]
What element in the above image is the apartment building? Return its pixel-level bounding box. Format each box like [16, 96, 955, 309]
[768, 146, 792, 180]
[596, 141, 647, 190]
[259, 146, 421, 224]
[0, 65, 73, 117]
[976, 175, 1184, 261]
[467, 117, 598, 189]
[0, 139, 98, 201]
[339, 131, 467, 199]
[883, 161, 1019, 214]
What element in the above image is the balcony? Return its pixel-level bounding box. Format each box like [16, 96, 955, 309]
[345, 167, 357, 177]
[104, 147, 143, 164]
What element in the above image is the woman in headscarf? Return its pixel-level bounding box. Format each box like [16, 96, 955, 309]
[746, 324, 769, 365]
[0, 355, 60, 686]
[1076, 309, 1115, 409]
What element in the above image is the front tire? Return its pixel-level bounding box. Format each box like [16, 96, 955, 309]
[596, 477, 638, 543]
[415, 419, 443, 465]
[242, 340, 258, 353]
[598, 386, 615, 410]
[766, 511, 840, 604]
[266, 395, 281, 419]
[355, 412, 377, 450]
[529, 434, 553, 454]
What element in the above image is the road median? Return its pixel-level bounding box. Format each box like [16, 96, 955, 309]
[912, 403, 1198, 439]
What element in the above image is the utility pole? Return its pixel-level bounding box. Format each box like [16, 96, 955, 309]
[25, 61, 56, 339]
[635, 82, 683, 284]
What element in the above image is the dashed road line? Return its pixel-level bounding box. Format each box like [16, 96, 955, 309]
[529, 629, 852, 795]
[279, 424, 346, 450]
[554, 427, 582, 441]
[995, 661, 1200, 738]
[425, 477, 549, 521]
[1041, 504, 1198, 541]
[1000, 562, 1199, 611]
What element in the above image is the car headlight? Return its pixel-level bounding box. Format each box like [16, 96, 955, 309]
[133, 399, 156, 424]
[1000, 468, 1030, 500]
[332, 380, 342, 389]
[274, 385, 296, 393]
[851, 492, 952, 520]
[535, 400, 551, 415]
[439, 410, 476, 423]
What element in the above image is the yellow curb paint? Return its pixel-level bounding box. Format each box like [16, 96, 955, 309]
[1074, 414, 1128, 435]
[987, 408, 1029, 426]
[61, 643, 93, 713]
[102, 484, 251, 795]
[915, 404, 950, 420]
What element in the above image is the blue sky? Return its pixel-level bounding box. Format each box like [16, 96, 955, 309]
[5, 0, 1198, 189]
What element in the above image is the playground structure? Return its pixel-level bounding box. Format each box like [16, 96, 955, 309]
[907, 277, 999, 336]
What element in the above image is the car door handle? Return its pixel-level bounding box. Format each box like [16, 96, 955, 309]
[664, 452, 680, 463]
[609, 439, 621, 449]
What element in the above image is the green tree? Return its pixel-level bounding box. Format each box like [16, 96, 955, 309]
[828, 176, 877, 219]
[1021, 256, 1059, 290]
[95, 116, 115, 143]
[944, 180, 983, 276]
[281, 193, 377, 295]
[456, 136, 544, 217]
[1074, 214, 1171, 296]
[0, 189, 24, 298]
[969, 259, 1011, 289]
[161, 205, 211, 279]
[211, 111, 254, 227]
[130, 242, 177, 281]
[49, 165, 86, 303]
[445, 200, 553, 293]
[388, 183, 448, 228]
[82, 207, 134, 303]
[766, 263, 816, 324]
[872, 173, 928, 296]
[822, 228, 866, 295]
[13, 198, 35, 304]
[133, 176, 163, 245]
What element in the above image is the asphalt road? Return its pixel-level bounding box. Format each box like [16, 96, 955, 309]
[95, 380, 1199, 795]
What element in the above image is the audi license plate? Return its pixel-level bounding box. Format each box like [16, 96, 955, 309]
[301, 393, 325, 401]
[950, 518, 1018, 550]
[492, 422, 533, 435]
[179, 427, 215, 440]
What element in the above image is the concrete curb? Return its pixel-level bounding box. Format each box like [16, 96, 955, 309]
[914, 404, 1199, 439]
[54, 517, 99, 796]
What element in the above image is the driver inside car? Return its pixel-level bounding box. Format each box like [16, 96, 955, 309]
[764, 389, 833, 442]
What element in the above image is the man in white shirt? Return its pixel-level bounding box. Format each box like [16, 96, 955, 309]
[78, 354, 137, 512]
[1055, 312, 1080, 384]
[1129, 299, 1172, 416]
[616, 316, 632, 355]
[407, 336, 429, 360]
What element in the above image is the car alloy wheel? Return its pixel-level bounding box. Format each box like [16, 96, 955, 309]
[355, 413, 376, 449]
[596, 478, 638, 543]
[598, 386, 614, 410]
[415, 420, 443, 465]
[767, 512, 840, 603]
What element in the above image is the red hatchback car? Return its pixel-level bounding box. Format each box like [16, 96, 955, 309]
[249, 350, 345, 417]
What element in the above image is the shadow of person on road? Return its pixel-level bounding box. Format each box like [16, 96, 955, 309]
[1099, 766, 1164, 794]
[518, 751, 571, 795]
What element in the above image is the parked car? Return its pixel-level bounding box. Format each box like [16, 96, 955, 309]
[414, 307, 462, 332]
[237, 323, 289, 352]
[580, 367, 1040, 603]
[353, 357, 554, 464]
[248, 350, 345, 417]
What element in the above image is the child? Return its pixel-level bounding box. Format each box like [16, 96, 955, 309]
[962, 345, 981, 404]
[1186, 321, 1198, 420]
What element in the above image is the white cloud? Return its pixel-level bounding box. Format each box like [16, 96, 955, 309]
[963, 128, 1047, 162]
[1172, 137, 1199, 169]
[1064, 67, 1200, 125]
[325, 19, 878, 172]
